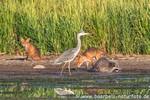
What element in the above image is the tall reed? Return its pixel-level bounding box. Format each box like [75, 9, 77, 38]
[0, 0, 150, 55]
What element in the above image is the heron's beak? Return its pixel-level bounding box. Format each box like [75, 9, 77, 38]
[78, 32, 92, 36]
[82, 32, 90, 35]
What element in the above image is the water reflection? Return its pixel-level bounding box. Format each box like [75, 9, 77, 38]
[0, 72, 150, 99]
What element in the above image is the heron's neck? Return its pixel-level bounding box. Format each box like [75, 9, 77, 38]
[76, 35, 81, 50]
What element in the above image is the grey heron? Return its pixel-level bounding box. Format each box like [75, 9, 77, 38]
[54, 31, 90, 75]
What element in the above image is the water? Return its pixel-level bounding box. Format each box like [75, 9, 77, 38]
[0, 72, 150, 99]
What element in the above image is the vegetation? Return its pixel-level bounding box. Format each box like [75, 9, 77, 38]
[0, 74, 150, 99]
[0, 85, 150, 99]
[0, 0, 150, 55]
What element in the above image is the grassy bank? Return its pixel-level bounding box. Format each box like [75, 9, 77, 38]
[0, 0, 150, 55]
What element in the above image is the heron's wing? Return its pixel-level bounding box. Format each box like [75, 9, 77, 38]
[54, 48, 77, 63]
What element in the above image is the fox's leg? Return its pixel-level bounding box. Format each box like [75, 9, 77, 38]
[78, 62, 84, 68]
[75, 62, 82, 72]
[86, 62, 89, 69]
[91, 56, 97, 66]
[25, 51, 28, 61]
[23, 54, 29, 62]
[93, 56, 97, 62]
[26, 55, 28, 60]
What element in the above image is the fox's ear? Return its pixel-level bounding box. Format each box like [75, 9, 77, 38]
[26, 38, 30, 42]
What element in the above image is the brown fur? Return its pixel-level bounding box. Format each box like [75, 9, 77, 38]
[76, 47, 106, 68]
[83, 47, 106, 61]
[76, 55, 91, 68]
[21, 38, 41, 61]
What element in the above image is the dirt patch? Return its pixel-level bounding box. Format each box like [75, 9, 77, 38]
[0, 54, 150, 79]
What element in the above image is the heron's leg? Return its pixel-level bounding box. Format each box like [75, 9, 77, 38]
[61, 62, 67, 75]
[68, 62, 71, 75]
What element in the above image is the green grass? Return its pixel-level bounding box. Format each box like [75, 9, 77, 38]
[0, 86, 150, 99]
[1, 0, 150, 55]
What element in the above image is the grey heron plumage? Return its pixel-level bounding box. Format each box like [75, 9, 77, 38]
[54, 31, 90, 75]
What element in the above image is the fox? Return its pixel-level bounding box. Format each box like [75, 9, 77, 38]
[76, 47, 106, 69]
[75, 55, 91, 69]
[21, 38, 41, 61]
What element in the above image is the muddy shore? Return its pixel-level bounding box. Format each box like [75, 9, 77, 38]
[0, 55, 150, 79]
